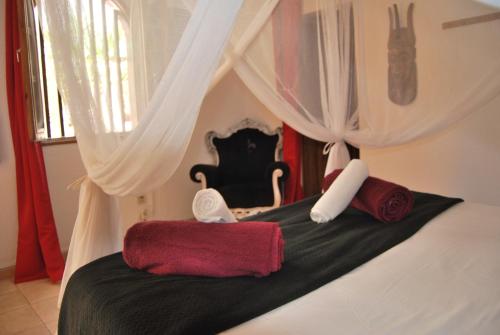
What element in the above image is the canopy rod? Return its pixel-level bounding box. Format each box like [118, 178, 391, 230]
[442, 12, 500, 29]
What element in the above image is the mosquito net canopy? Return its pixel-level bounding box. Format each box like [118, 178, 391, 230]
[39, 0, 500, 302]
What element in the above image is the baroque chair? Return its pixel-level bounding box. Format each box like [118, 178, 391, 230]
[190, 119, 290, 218]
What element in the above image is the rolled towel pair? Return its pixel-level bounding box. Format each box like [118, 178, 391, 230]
[192, 188, 236, 223]
[322, 169, 414, 223]
[311, 159, 369, 223]
[123, 220, 284, 278]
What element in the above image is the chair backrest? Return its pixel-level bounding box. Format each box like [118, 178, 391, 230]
[207, 119, 282, 186]
[214, 128, 278, 185]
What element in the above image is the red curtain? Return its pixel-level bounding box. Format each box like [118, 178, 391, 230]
[282, 124, 303, 204]
[5, 0, 65, 283]
[272, 0, 304, 204]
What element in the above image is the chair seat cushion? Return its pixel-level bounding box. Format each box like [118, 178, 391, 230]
[218, 182, 274, 208]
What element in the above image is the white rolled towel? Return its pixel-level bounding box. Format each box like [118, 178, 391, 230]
[310, 159, 369, 223]
[192, 188, 237, 223]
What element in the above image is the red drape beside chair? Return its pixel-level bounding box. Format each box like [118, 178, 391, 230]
[5, 0, 65, 283]
[272, 0, 304, 204]
[282, 124, 303, 204]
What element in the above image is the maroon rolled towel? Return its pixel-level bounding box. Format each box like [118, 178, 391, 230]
[322, 170, 414, 223]
[123, 220, 284, 278]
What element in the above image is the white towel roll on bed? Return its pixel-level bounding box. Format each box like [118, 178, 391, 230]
[310, 159, 369, 223]
[192, 188, 237, 223]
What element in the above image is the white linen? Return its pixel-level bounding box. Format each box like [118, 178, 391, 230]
[192, 188, 237, 223]
[310, 159, 368, 223]
[224, 202, 500, 335]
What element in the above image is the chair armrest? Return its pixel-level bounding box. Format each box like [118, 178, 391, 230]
[190, 164, 220, 188]
[265, 162, 289, 208]
[265, 161, 290, 181]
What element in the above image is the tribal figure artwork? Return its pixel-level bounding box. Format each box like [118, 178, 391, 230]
[388, 3, 417, 105]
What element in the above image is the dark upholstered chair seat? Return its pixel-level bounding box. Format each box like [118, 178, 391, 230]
[218, 182, 274, 209]
[190, 119, 289, 217]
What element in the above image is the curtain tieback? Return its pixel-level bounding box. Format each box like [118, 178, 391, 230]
[67, 175, 88, 190]
[323, 140, 345, 155]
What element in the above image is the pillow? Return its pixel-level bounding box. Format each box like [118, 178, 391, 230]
[310, 159, 369, 223]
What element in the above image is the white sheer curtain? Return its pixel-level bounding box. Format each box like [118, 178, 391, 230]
[234, 0, 500, 174]
[42, 0, 500, 305]
[235, 0, 356, 174]
[41, 0, 281, 304]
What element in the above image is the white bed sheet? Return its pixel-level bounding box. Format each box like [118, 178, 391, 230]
[223, 202, 500, 335]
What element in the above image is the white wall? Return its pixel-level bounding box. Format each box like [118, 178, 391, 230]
[361, 0, 500, 206]
[42, 144, 86, 252]
[362, 104, 500, 206]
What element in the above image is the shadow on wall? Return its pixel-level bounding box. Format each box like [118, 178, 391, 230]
[42, 143, 87, 251]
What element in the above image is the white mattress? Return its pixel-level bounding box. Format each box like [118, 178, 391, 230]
[223, 202, 500, 335]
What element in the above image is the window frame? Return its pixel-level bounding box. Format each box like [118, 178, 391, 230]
[17, 0, 77, 145]
[19, 0, 134, 145]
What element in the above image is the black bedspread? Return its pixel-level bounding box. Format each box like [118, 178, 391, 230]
[59, 192, 461, 335]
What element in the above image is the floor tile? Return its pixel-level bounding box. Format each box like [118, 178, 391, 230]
[17, 280, 60, 304]
[0, 290, 29, 314]
[31, 296, 59, 324]
[15, 325, 51, 335]
[45, 320, 58, 335]
[0, 305, 45, 334]
[0, 279, 17, 295]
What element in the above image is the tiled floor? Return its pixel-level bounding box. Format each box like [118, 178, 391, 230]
[0, 278, 59, 335]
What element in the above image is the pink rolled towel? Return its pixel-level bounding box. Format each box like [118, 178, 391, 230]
[123, 221, 284, 278]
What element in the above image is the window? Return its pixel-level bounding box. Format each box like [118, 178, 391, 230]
[23, 0, 132, 143]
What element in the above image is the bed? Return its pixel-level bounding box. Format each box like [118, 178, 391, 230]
[58, 192, 500, 334]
